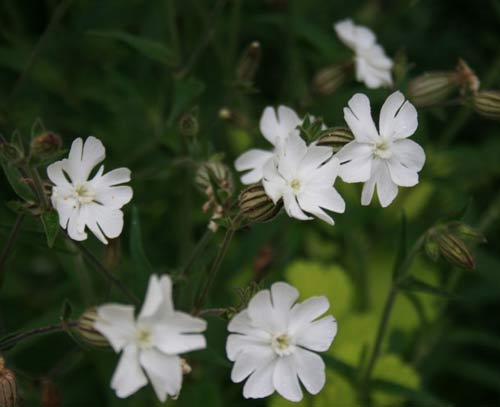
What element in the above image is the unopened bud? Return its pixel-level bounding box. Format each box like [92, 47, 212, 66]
[316, 127, 354, 153]
[472, 90, 500, 121]
[179, 112, 199, 138]
[408, 72, 459, 107]
[239, 184, 282, 223]
[455, 59, 480, 94]
[30, 132, 62, 160]
[195, 161, 234, 196]
[0, 357, 18, 407]
[75, 309, 109, 348]
[313, 62, 353, 96]
[236, 42, 261, 83]
[426, 228, 475, 270]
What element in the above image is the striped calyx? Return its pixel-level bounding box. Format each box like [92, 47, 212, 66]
[76, 309, 109, 348]
[316, 127, 354, 153]
[0, 357, 18, 407]
[239, 184, 282, 223]
[408, 72, 459, 107]
[472, 90, 500, 121]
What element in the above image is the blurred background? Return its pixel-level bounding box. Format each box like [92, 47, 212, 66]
[1, 0, 500, 406]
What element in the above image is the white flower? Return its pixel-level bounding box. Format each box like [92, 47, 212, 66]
[337, 91, 425, 207]
[94, 274, 207, 401]
[226, 282, 337, 402]
[334, 19, 393, 89]
[235, 105, 302, 184]
[262, 133, 345, 225]
[47, 136, 133, 244]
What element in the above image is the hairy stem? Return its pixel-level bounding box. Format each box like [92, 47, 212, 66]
[67, 235, 140, 306]
[0, 320, 77, 351]
[0, 214, 25, 289]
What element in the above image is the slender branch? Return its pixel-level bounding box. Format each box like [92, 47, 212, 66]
[192, 214, 242, 314]
[0, 321, 77, 352]
[66, 234, 140, 306]
[0, 214, 25, 288]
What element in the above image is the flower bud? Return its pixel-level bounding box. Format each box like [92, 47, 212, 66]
[0, 357, 18, 407]
[236, 42, 261, 83]
[313, 62, 353, 96]
[75, 309, 109, 348]
[407, 72, 459, 107]
[426, 227, 475, 270]
[455, 59, 480, 94]
[239, 184, 283, 223]
[195, 161, 234, 196]
[178, 112, 199, 138]
[30, 132, 62, 160]
[316, 127, 354, 153]
[472, 90, 500, 121]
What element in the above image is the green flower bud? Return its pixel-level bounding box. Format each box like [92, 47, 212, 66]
[195, 160, 234, 196]
[426, 227, 475, 270]
[30, 131, 62, 160]
[313, 62, 353, 96]
[179, 112, 199, 138]
[75, 309, 109, 348]
[316, 127, 354, 153]
[239, 184, 283, 223]
[0, 357, 18, 407]
[408, 72, 459, 107]
[472, 90, 500, 121]
[236, 41, 261, 83]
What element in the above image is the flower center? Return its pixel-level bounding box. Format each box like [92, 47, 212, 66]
[73, 182, 96, 205]
[290, 178, 301, 193]
[373, 138, 392, 159]
[271, 333, 294, 356]
[136, 327, 153, 348]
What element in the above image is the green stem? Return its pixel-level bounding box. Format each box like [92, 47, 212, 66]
[192, 214, 242, 314]
[0, 320, 77, 352]
[361, 234, 427, 399]
[179, 228, 215, 282]
[67, 234, 140, 306]
[0, 214, 25, 288]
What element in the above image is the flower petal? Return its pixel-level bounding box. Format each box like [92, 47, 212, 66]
[273, 356, 303, 402]
[247, 289, 276, 332]
[283, 191, 311, 221]
[97, 168, 131, 187]
[379, 91, 406, 138]
[243, 359, 276, 399]
[231, 345, 276, 383]
[339, 154, 372, 183]
[387, 158, 419, 187]
[376, 163, 398, 207]
[393, 99, 418, 139]
[294, 348, 326, 395]
[392, 139, 426, 172]
[227, 310, 269, 340]
[154, 329, 206, 355]
[47, 161, 71, 187]
[86, 203, 124, 241]
[295, 315, 337, 352]
[95, 304, 136, 352]
[343, 94, 379, 143]
[288, 296, 330, 335]
[140, 348, 182, 402]
[334, 141, 372, 164]
[139, 274, 163, 319]
[226, 333, 270, 361]
[111, 345, 148, 399]
[270, 282, 299, 330]
[94, 185, 133, 209]
[235, 149, 274, 184]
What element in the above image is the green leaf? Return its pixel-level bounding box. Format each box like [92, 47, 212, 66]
[392, 211, 408, 281]
[129, 206, 153, 274]
[87, 30, 177, 66]
[41, 209, 60, 248]
[0, 159, 36, 202]
[399, 276, 456, 299]
[60, 299, 73, 322]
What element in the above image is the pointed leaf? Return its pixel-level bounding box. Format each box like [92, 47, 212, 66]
[1, 160, 36, 202]
[41, 209, 60, 248]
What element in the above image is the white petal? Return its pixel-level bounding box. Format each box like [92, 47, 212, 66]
[260, 107, 282, 145]
[235, 149, 274, 184]
[80, 205, 107, 244]
[387, 158, 419, 187]
[298, 188, 346, 220]
[98, 168, 131, 187]
[247, 289, 276, 332]
[94, 186, 133, 209]
[306, 156, 340, 186]
[243, 359, 276, 399]
[361, 175, 377, 206]
[339, 154, 372, 183]
[95, 304, 136, 352]
[47, 161, 70, 187]
[297, 145, 333, 178]
[289, 296, 330, 335]
[154, 329, 206, 355]
[67, 207, 88, 241]
[140, 348, 182, 402]
[260, 106, 300, 146]
[283, 191, 311, 221]
[379, 91, 406, 138]
[262, 159, 287, 203]
[355, 56, 393, 89]
[270, 282, 299, 331]
[66, 137, 106, 183]
[111, 345, 147, 398]
[295, 315, 337, 352]
[231, 346, 276, 383]
[376, 163, 398, 207]
[294, 348, 326, 395]
[139, 275, 163, 318]
[334, 19, 376, 51]
[334, 141, 372, 163]
[86, 203, 124, 241]
[226, 334, 270, 361]
[273, 356, 303, 402]
[277, 106, 301, 137]
[343, 94, 379, 143]
[278, 134, 308, 177]
[392, 139, 426, 172]
[392, 99, 418, 139]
